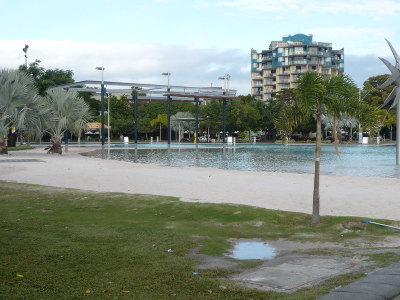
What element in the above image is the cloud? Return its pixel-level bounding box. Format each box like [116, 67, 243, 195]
[308, 27, 396, 55]
[345, 54, 391, 87]
[0, 39, 251, 95]
[1, 39, 395, 97]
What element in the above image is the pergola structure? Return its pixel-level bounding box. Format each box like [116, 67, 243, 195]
[50, 80, 239, 146]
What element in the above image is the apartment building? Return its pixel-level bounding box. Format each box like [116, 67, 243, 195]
[251, 34, 344, 101]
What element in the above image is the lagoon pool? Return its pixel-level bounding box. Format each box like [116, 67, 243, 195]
[86, 143, 400, 179]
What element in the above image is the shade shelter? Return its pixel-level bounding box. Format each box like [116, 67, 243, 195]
[50, 80, 238, 146]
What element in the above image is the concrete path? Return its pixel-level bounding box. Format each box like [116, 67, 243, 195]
[229, 255, 369, 292]
[317, 263, 400, 300]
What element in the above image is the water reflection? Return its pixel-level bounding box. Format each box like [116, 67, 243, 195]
[227, 241, 276, 260]
[85, 144, 399, 179]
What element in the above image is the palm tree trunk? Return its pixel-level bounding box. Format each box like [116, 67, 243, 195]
[311, 112, 322, 224]
[0, 135, 7, 154]
[333, 117, 340, 156]
[46, 134, 63, 155]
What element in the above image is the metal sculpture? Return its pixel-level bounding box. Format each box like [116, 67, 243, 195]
[379, 39, 400, 164]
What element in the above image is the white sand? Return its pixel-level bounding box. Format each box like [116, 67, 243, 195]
[1, 146, 400, 221]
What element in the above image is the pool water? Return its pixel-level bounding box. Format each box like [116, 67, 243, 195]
[88, 144, 400, 178]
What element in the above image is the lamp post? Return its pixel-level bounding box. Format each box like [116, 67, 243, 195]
[218, 74, 231, 93]
[162, 72, 170, 91]
[22, 44, 29, 68]
[107, 92, 111, 148]
[95, 67, 105, 146]
[162, 72, 171, 145]
[218, 75, 230, 145]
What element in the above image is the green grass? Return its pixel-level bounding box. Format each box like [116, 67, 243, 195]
[6, 146, 35, 151]
[1, 182, 399, 299]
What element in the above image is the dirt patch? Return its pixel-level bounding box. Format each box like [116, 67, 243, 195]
[186, 238, 377, 292]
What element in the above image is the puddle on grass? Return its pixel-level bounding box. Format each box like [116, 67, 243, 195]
[227, 242, 276, 260]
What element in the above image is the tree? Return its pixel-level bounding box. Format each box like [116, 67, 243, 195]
[19, 59, 74, 95]
[278, 72, 359, 224]
[0, 69, 40, 154]
[199, 100, 223, 139]
[361, 74, 394, 108]
[226, 98, 260, 134]
[40, 89, 92, 154]
[361, 74, 397, 139]
[150, 114, 168, 140]
[109, 95, 134, 136]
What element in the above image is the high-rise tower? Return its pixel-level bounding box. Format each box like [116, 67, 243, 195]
[251, 34, 344, 101]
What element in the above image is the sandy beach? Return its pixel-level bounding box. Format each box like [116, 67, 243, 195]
[1, 146, 400, 221]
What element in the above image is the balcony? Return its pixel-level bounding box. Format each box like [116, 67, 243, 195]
[308, 51, 324, 56]
[292, 59, 307, 65]
[262, 64, 272, 69]
[292, 69, 307, 74]
[310, 42, 332, 48]
[288, 51, 307, 56]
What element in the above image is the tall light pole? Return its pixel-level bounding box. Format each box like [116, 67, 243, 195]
[107, 92, 111, 148]
[162, 72, 171, 144]
[95, 66, 105, 146]
[218, 74, 230, 145]
[22, 44, 29, 68]
[218, 74, 231, 93]
[162, 72, 170, 91]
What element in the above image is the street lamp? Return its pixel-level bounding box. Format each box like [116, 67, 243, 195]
[218, 75, 230, 145]
[95, 67, 105, 146]
[162, 72, 171, 144]
[162, 72, 171, 92]
[107, 93, 111, 148]
[218, 74, 231, 93]
[22, 44, 29, 68]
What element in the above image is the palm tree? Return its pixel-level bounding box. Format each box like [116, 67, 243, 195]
[150, 114, 168, 141]
[279, 72, 358, 224]
[0, 69, 40, 154]
[41, 89, 91, 154]
[321, 74, 359, 154]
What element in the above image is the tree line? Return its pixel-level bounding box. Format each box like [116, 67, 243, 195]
[1, 60, 395, 150]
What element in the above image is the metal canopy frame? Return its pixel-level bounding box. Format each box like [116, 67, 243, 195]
[50, 79, 238, 146]
[50, 80, 237, 96]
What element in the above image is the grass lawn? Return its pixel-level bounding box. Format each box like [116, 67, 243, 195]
[1, 181, 399, 299]
[6, 146, 35, 151]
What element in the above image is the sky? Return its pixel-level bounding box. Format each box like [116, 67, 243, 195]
[1, 0, 400, 96]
